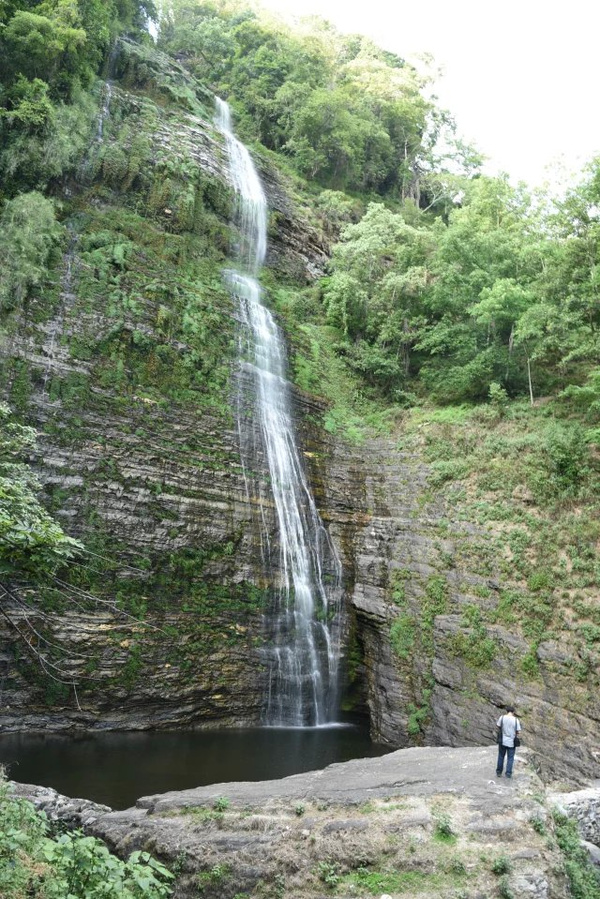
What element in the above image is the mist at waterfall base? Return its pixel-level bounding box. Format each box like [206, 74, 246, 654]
[0, 725, 389, 810]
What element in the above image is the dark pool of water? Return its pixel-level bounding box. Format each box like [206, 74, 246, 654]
[0, 724, 390, 810]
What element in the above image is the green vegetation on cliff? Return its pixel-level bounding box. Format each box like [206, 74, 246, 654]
[395, 400, 599, 686]
[0, 10, 254, 706]
[158, 0, 459, 199]
[0, 0, 156, 196]
[0, 402, 81, 577]
[153, 3, 600, 409]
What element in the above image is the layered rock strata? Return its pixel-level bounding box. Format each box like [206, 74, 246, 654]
[0, 38, 598, 788]
[320, 435, 600, 783]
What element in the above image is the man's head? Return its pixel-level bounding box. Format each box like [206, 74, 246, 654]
[506, 705, 515, 714]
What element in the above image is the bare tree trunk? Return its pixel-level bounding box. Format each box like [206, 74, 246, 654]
[506, 323, 514, 381]
[403, 319, 411, 375]
[527, 357, 534, 406]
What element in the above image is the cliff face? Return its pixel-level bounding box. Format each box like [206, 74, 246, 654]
[321, 434, 600, 784]
[1, 39, 598, 785]
[0, 39, 329, 732]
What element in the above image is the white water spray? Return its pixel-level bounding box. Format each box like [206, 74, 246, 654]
[215, 98, 344, 727]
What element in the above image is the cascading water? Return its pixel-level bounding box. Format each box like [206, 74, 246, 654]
[215, 98, 344, 727]
[97, 81, 113, 142]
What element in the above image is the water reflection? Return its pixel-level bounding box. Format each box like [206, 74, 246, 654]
[0, 725, 389, 810]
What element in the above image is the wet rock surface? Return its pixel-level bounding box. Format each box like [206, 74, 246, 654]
[10, 781, 110, 829]
[13, 746, 586, 899]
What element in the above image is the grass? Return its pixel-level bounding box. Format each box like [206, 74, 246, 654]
[178, 806, 226, 823]
[395, 398, 600, 684]
[196, 863, 231, 891]
[344, 866, 466, 895]
[390, 614, 416, 660]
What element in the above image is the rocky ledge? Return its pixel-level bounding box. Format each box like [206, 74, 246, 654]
[13, 745, 600, 899]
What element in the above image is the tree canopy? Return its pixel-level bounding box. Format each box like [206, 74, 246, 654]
[0, 0, 155, 194]
[319, 165, 600, 405]
[158, 0, 462, 199]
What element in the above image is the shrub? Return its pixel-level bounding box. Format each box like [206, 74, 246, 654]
[449, 857, 467, 875]
[407, 700, 430, 736]
[498, 876, 515, 899]
[489, 381, 509, 413]
[43, 835, 174, 898]
[429, 458, 471, 487]
[317, 861, 341, 888]
[530, 815, 547, 835]
[491, 854, 512, 875]
[559, 369, 600, 422]
[450, 607, 497, 668]
[553, 810, 600, 899]
[521, 648, 540, 678]
[196, 863, 230, 889]
[544, 423, 588, 494]
[0, 774, 174, 898]
[0, 191, 63, 312]
[390, 615, 416, 659]
[433, 813, 456, 842]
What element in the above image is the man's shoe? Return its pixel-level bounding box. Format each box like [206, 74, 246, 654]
[496, 771, 502, 776]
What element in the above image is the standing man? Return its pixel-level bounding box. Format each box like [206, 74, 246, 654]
[496, 705, 522, 778]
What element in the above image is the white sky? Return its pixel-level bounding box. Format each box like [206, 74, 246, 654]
[258, 0, 600, 189]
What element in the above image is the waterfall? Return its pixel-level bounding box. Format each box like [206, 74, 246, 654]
[215, 98, 344, 727]
[96, 81, 113, 142]
[42, 229, 79, 404]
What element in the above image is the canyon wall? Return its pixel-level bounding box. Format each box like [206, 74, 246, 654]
[1, 39, 598, 785]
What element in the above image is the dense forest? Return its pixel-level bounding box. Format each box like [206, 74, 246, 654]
[152, 1, 600, 407]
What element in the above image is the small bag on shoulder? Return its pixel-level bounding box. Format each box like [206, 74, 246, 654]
[514, 717, 522, 747]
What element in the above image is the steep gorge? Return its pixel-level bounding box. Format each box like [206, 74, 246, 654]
[1, 38, 598, 787]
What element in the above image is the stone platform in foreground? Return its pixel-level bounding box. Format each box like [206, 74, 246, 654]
[15, 745, 599, 899]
